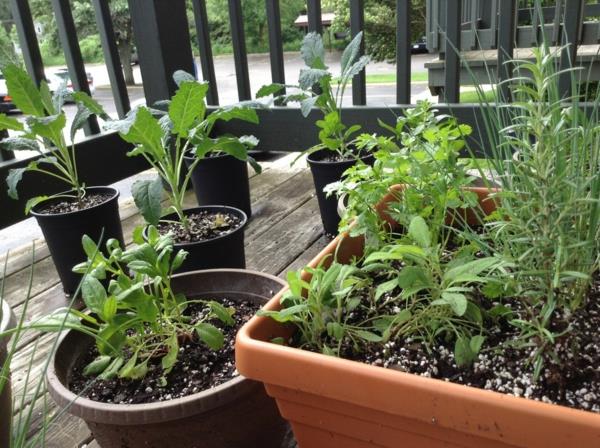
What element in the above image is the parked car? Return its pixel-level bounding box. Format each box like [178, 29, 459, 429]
[0, 73, 17, 113]
[47, 69, 95, 96]
[411, 36, 428, 54]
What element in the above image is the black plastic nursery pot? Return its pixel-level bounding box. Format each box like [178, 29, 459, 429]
[46, 269, 288, 448]
[184, 153, 252, 218]
[160, 205, 248, 273]
[30, 187, 124, 296]
[306, 149, 374, 236]
[0, 301, 15, 448]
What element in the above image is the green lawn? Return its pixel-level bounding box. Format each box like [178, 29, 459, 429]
[333, 72, 429, 85]
[459, 89, 497, 103]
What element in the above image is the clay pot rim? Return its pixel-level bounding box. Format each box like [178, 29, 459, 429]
[29, 186, 120, 219]
[158, 205, 248, 248]
[306, 148, 373, 166]
[46, 268, 285, 425]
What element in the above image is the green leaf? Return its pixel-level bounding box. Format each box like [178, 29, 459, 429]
[83, 355, 112, 376]
[299, 68, 329, 90]
[39, 80, 55, 114]
[195, 322, 224, 350]
[0, 113, 24, 131]
[443, 257, 502, 284]
[435, 292, 468, 316]
[0, 137, 39, 152]
[169, 81, 208, 137]
[81, 276, 107, 316]
[103, 296, 117, 322]
[99, 357, 124, 380]
[172, 70, 196, 86]
[343, 55, 370, 80]
[375, 278, 398, 301]
[107, 107, 163, 156]
[354, 329, 383, 342]
[408, 216, 431, 248]
[6, 168, 26, 200]
[454, 335, 485, 367]
[71, 91, 109, 119]
[301, 32, 326, 69]
[3, 64, 45, 116]
[132, 177, 163, 226]
[300, 96, 318, 118]
[27, 113, 66, 144]
[81, 234, 100, 260]
[24, 195, 49, 214]
[207, 105, 259, 125]
[161, 334, 179, 373]
[326, 322, 344, 340]
[341, 31, 363, 74]
[71, 103, 92, 142]
[171, 249, 187, 272]
[256, 83, 285, 98]
[208, 301, 235, 326]
[470, 335, 485, 354]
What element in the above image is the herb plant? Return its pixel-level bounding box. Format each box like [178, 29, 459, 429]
[257, 32, 370, 160]
[37, 228, 233, 381]
[331, 101, 478, 249]
[0, 64, 109, 212]
[107, 71, 261, 230]
[475, 46, 600, 377]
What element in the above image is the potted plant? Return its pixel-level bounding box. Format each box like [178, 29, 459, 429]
[236, 48, 600, 448]
[0, 64, 124, 295]
[42, 230, 288, 447]
[107, 71, 260, 272]
[183, 104, 262, 218]
[257, 32, 373, 236]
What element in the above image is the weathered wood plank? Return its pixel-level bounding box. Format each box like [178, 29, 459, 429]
[246, 197, 322, 275]
[278, 235, 330, 277]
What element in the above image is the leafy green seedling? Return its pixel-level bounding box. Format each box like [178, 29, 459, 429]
[0, 64, 109, 213]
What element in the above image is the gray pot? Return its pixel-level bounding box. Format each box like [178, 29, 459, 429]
[46, 269, 287, 448]
[1, 300, 16, 447]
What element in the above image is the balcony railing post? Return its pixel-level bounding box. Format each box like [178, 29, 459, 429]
[559, 0, 584, 98]
[443, 0, 462, 103]
[266, 0, 286, 98]
[51, 0, 100, 135]
[128, 0, 195, 106]
[396, 0, 411, 104]
[498, 0, 516, 101]
[191, 0, 219, 105]
[9, 0, 45, 87]
[350, 0, 366, 105]
[307, 0, 323, 34]
[228, 0, 252, 101]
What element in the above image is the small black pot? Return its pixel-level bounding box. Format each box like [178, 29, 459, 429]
[30, 187, 124, 296]
[161, 205, 248, 272]
[306, 150, 375, 236]
[184, 153, 252, 218]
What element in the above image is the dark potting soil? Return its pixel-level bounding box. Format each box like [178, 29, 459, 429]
[157, 210, 242, 244]
[37, 193, 112, 215]
[340, 273, 600, 413]
[67, 298, 259, 404]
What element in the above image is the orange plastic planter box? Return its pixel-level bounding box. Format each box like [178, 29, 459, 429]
[236, 186, 600, 447]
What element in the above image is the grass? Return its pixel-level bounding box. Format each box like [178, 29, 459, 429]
[459, 89, 496, 103]
[333, 72, 428, 85]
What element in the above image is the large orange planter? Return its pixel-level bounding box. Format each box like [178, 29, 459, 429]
[236, 186, 600, 447]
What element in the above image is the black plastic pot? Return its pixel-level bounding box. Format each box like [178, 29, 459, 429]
[184, 153, 252, 218]
[0, 301, 15, 447]
[47, 269, 288, 448]
[307, 149, 375, 236]
[161, 206, 247, 273]
[30, 187, 124, 296]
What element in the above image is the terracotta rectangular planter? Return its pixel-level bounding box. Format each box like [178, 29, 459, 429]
[236, 186, 600, 448]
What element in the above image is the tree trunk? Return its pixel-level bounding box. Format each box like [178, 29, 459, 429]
[118, 40, 135, 85]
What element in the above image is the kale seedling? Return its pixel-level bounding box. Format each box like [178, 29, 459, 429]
[0, 64, 109, 212]
[257, 32, 370, 160]
[107, 71, 262, 230]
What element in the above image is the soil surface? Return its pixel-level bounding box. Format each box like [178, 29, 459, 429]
[68, 298, 259, 404]
[157, 210, 242, 244]
[37, 193, 112, 215]
[339, 274, 600, 413]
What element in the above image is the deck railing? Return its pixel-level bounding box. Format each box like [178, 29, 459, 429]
[0, 0, 589, 229]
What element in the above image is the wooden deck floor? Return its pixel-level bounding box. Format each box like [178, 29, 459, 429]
[1, 153, 326, 447]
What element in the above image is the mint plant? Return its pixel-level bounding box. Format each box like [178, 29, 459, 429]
[257, 32, 370, 160]
[0, 64, 108, 212]
[107, 71, 261, 229]
[36, 228, 233, 381]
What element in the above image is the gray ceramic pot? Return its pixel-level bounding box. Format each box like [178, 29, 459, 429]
[47, 269, 287, 448]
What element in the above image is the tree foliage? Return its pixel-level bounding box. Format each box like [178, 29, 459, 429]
[324, 0, 427, 62]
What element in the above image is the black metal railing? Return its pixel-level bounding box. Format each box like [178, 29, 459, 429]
[0, 0, 588, 229]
